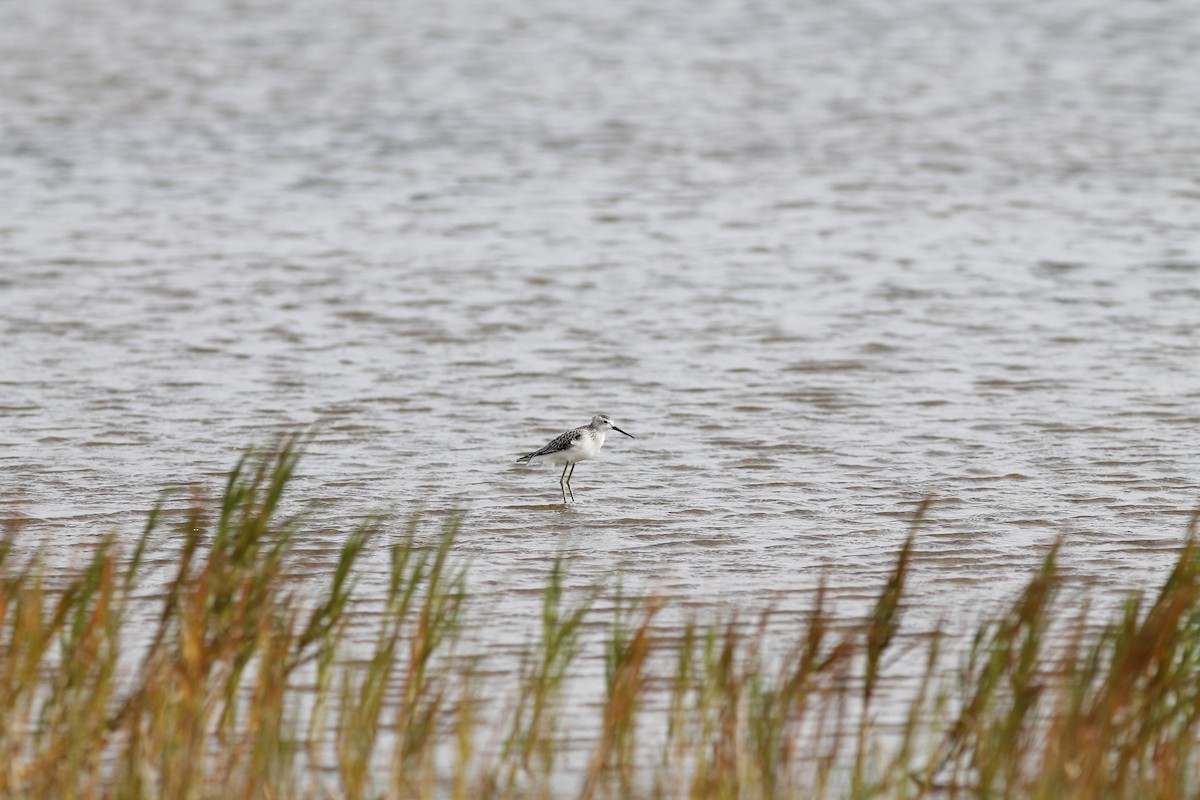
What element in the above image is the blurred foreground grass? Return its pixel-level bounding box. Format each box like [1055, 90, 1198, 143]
[3, 439, 1200, 799]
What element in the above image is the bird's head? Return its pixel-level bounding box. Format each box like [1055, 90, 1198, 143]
[592, 414, 635, 438]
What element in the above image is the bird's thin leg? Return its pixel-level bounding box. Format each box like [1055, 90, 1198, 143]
[565, 463, 576, 501]
[559, 462, 570, 504]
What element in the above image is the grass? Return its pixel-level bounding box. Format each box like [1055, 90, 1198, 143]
[3, 439, 1200, 798]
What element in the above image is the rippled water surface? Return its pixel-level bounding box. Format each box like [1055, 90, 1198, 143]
[4, 0, 1200, 662]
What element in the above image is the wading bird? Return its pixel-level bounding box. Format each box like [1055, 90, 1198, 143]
[516, 414, 635, 503]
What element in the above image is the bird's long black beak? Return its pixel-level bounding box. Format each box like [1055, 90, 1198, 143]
[614, 426, 635, 438]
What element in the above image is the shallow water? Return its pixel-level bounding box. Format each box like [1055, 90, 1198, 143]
[3, 0, 1200, 689]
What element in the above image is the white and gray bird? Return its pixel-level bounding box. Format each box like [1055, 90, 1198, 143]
[516, 414, 636, 502]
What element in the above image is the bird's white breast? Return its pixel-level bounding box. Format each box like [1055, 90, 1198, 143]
[575, 431, 603, 460]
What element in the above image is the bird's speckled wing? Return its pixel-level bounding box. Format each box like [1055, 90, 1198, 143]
[517, 427, 584, 462]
